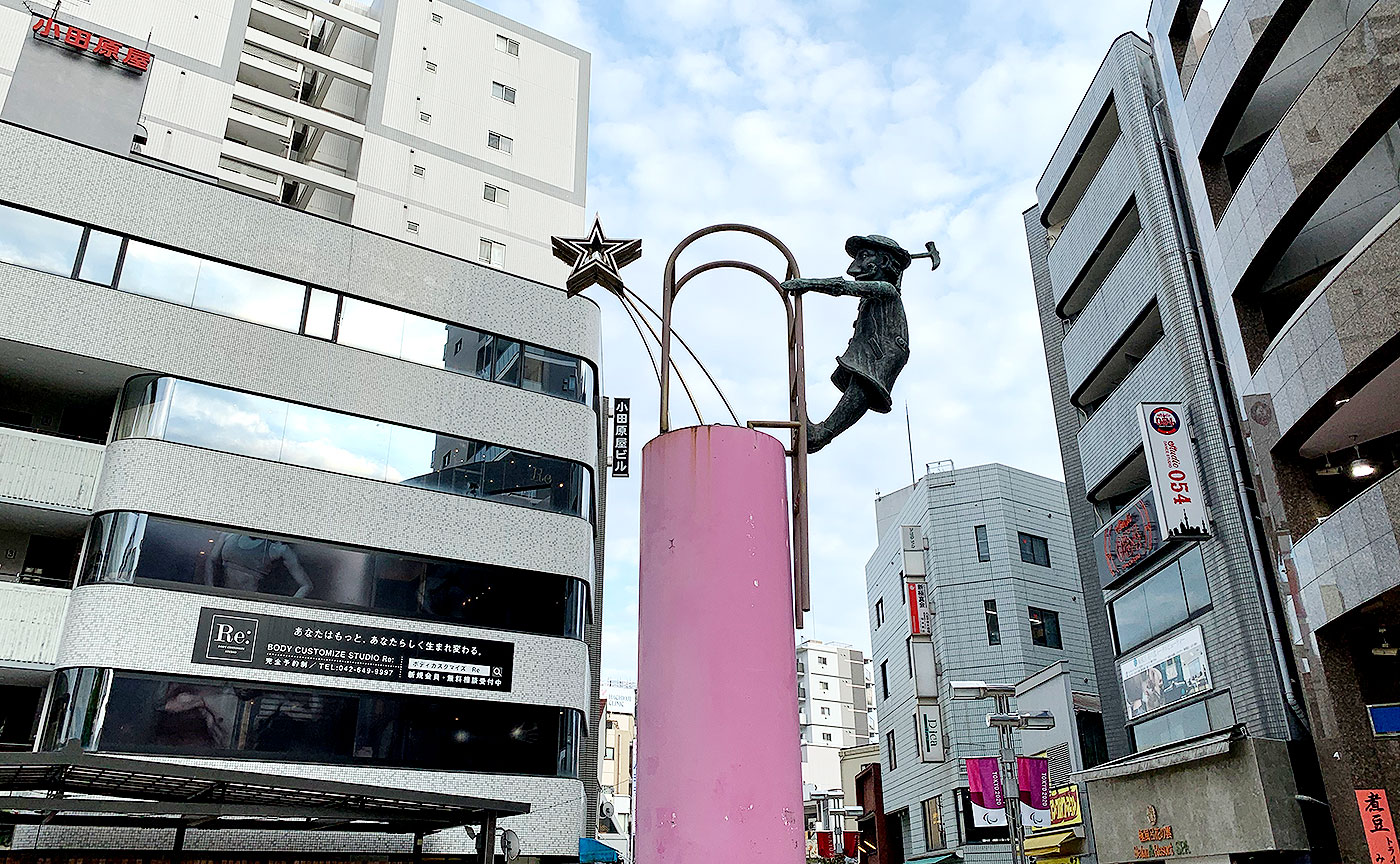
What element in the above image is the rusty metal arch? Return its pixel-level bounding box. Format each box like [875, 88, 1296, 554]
[657, 223, 812, 626]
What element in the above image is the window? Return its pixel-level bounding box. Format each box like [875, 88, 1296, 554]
[886, 730, 897, 770]
[48, 669, 583, 778]
[115, 377, 593, 520]
[419, 111, 431, 123]
[1019, 532, 1050, 567]
[821, 732, 833, 742]
[483, 183, 509, 206]
[880, 661, 889, 699]
[0, 203, 600, 409]
[492, 81, 517, 103]
[413, 164, 426, 177]
[0, 201, 84, 277]
[922, 796, 944, 851]
[1029, 607, 1062, 649]
[79, 230, 122, 284]
[875, 598, 885, 627]
[496, 34, 519, 55]
[604, 747, 615, 759]
[1077, 711, 1109, 769]
[121, 240, 305, 332]
[430, 11, 442, 23]
[819, 680, 829, 692]
[301, 288, 338, 340]
[487, 131, 513, 153]
[820, 706, 831, 717]
[82, 511, 589, 639]
[817, 655, 828, 666]
[984, 600, 1001, 645]
[424, 60, 437, 72]
[974, 525, 990, 562]
[1109, 547, 1211, 652]
[405, 221, 419, 234]
[479, 238, 506, 267]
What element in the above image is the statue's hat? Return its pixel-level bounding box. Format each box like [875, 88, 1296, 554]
[844, 234, 912, 271]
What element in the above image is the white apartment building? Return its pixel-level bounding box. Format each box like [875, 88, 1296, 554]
[798, 638, 874, 800]
[0, 0, 588, 282]
[0, 1, 600, 861]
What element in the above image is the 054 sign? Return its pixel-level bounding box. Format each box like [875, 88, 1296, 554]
[1138, 402, 1209, 540]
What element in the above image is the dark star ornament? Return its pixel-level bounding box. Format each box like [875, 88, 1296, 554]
[551, 215, 642, 298]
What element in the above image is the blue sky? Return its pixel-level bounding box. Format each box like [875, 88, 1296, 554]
[471, 0, 1154, 684]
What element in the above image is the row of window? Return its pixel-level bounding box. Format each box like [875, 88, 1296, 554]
[971, 525, 1051, 567]
[0, 201, 596, 408]
[1109, 547, 1211, 654]
[43, 669, 583, 778]
[116, 376, 594, 521]
[83, 511, 590, 640]
[984, 601, 1062, 649]
[424, 14, 522, 58]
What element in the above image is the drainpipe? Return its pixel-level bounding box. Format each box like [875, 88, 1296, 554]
[1146, 93, 1310, 731]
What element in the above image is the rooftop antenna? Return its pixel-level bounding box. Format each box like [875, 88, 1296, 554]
[905, 402, 916, 485]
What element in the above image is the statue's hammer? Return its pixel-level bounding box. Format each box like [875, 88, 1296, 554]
[909, 241, 941, 271]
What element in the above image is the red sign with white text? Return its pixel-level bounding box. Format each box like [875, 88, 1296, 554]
[1358, 790, 1398, 864]
[30, 15, 153, 73]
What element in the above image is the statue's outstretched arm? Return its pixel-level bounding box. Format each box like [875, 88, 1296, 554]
[782, 277, 896, 298]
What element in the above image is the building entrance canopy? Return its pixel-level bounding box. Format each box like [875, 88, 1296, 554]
[0, 744, 528, 836]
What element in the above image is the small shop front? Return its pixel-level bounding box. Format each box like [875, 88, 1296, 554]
[1076, 731, 1308, 864]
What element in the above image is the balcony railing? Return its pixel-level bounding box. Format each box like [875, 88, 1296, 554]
[0, 581, 69, 667]
[0, 426, 103, 513]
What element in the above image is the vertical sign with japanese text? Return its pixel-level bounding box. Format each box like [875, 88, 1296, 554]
[1358, 790, 1398, 864]
[1138, 402, 1210, 539]
[612, 397, 630, 477]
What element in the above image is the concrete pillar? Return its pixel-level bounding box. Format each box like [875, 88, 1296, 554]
[635, 425, 804, 864]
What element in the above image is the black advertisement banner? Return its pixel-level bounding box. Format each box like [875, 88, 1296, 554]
[191, 607, 513, 692]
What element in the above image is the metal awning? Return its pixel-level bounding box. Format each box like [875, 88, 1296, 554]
[0, 745, 528, 836]
[1024, 829, 1082, 857]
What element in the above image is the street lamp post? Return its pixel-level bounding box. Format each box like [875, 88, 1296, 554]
[951, 681, 1055, 864]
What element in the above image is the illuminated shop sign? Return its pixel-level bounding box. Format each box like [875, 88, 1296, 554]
[1095, 487, 1164, 586]
[193, 607, 514, 692]
[1137, 402, 1209, 539]
[30, 14, 153, 73]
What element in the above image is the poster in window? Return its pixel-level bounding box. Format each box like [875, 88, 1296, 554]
[1118, 625, 1210, 721]
[192, 607, 513, 692]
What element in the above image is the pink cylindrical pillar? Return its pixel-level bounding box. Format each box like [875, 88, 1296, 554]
[635, 425, 804, 864]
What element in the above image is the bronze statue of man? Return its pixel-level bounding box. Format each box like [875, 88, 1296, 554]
[784, 235, 933, 453]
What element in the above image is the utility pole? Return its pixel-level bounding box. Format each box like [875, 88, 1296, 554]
[951, 681, 1055, 864]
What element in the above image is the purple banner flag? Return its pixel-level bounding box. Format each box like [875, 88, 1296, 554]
[965, 757, 1007, 827]
[1018, 756, 1051, 829]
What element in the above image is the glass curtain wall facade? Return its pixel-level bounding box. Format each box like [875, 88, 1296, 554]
[0, 201, 596, 407]
[41, 668, 584, 777]
[115, 376, 593, 519]
[83, 512, 589, 639]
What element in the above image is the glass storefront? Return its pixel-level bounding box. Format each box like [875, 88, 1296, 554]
[82, 511, 588, 639]
[115, 376, 593, 521]
[0, 200, 596, 407]
[41, 668, 584, 778]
